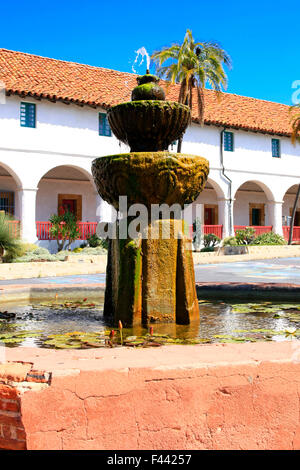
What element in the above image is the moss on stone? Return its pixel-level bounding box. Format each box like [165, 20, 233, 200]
[132, 83, 165, 101]
[116, 234, 142, 326]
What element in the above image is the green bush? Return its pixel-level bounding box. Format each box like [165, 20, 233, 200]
[222, 236, 238, 246]
[14, 247, 55, 263]
[251, 232, 287, 246]
[87, 233, 108, 250]
[235, 227, 256, 245]
[203, 233, 220, 249]
[49, 211, 80, 252]
[0, 213, 23, 262]
[76, 246, 107, 255]
[200, 246, 215, 252]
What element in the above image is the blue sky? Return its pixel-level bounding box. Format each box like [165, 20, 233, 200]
[1, 0, 299, 105]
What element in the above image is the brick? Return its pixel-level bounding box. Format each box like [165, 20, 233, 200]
[0, 362, 32, 382]
[0, 410, 21, 426]
[0, 436, 26, 450]
[0, 384, 18, 399]
[2, 424, 12, 439]
[16, 427, 26, 441]
[26, 370, 51, 384]
[0, 399, 19, 412]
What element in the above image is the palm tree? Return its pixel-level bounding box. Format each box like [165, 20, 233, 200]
[151, 29, 231, 152]
[291, 104, 300, 144]
[288, 104, 300, 244]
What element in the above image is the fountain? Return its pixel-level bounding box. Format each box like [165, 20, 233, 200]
[92, 72, 209, 326]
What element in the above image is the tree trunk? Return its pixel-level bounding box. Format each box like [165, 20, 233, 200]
[177, 95, 190, 153]
[288, 184, 300, 245]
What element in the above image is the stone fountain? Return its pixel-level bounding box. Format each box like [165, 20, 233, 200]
[92, 73, 209, 326]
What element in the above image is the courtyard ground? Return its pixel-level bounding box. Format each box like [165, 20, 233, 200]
[0, 257, 299, 287]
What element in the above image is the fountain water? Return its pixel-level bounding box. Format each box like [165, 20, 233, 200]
[92, 73, 209, 326]
[131, 47, 151, 73]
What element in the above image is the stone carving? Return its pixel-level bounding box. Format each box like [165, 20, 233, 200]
[92, 152, 209, 210]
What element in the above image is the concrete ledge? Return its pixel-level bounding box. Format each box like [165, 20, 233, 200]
[0, 341, 299, 450]
[0, 255, 107, 280]
[196, 282, 300, 301]
[193, 245, 300, 265]
[1, 281, 300, 304]
[0, 283, 105, 303]
[0, 247, 300, 281]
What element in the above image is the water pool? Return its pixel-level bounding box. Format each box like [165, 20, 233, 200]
[0, 298, 299, 349]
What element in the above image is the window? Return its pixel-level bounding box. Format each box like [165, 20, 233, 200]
[249, 203, 265, 226]
[272, 138, 280, 158]
[58, 194, 82, 220]
[20, 102, 36, 128]
[224, 131, 234, 151]
[99, 113, 111, 136]
[0, 191, 14, 215]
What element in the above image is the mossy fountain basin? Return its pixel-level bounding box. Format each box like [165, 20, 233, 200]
[92, 151, 209, 210]
[107, 101, 190, 152]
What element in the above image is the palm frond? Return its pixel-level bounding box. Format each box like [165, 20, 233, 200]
[151, 29, 231, 121]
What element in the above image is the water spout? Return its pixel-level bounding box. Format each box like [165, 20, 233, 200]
[132, 47, 151, 73]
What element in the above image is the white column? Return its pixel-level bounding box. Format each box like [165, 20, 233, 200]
[95, 193, 116, 223]
[268, 200, 283, 236]
[17, 188, 38, 243]
[218, 198, 234, 238]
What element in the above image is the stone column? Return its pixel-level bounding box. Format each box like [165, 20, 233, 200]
[268, 200, 283, 236]
[218, 198, 234, 238]
[17, 188, 38, 243]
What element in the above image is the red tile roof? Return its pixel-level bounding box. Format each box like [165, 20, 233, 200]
[0, 48, 293, 137]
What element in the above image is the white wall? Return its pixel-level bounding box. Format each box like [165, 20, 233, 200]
[36, 179, 97, 221]
[0, 95, 299, 236]
[234, 190, 269, 225]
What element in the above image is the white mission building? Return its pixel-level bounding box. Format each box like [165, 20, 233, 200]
[0, 48, 299, 249]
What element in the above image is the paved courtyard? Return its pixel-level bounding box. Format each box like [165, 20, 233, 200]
[0, 257, 299, 286]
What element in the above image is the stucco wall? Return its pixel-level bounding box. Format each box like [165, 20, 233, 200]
[1, 342, 300, 450]
[0, 95, 299, 233]
[36, 179, 97, 222]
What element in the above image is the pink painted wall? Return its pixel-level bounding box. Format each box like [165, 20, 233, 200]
[1, 342, 300, 450]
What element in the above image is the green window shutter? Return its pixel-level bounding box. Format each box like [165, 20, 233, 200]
[99, 113, 111, 136]
[224, 131, 234, 151]
[272, 138, 280, 158]
[20, 102, 36, 128]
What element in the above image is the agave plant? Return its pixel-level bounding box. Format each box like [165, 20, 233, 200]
[0, 212, 22, 262]
[151, 29, 231, 151]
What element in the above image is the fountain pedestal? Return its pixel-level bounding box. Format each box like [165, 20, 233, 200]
[104, 218, 199, 326]
[92, 74, 209, 326]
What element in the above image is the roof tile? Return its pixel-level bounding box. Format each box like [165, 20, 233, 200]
[0, 48, 293, 136]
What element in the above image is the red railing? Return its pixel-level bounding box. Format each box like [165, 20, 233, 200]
[36, 221, 98, 241]
[189, 225, 223, 239]
[202, 225, 223, 238]
[234, 225, 273, 236]
[283, 226, 300, 242]
[7, 220, 21, 238]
